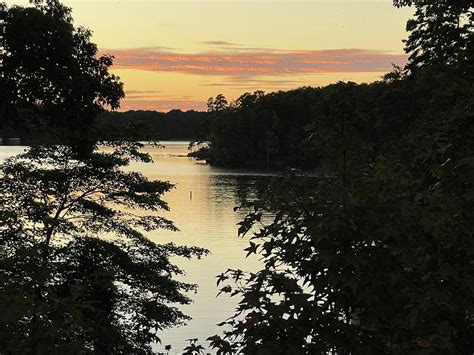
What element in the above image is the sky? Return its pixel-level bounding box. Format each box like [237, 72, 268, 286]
[5, 0, 414, 111]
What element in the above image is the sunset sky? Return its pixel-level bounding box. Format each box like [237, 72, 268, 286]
[6, 0, 414, 111]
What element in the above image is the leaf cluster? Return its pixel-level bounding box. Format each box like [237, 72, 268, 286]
[211, 4, 474, 353]
[0, 144, 208, 353]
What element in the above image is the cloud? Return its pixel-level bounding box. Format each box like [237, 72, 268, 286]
[125, 90, 164, 98]
[200, 40, 241, 47]
[126, 90, 163, 94]
[106, 47, 406, 77]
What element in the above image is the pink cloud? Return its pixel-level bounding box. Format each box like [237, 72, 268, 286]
[105, 48, 407, 76]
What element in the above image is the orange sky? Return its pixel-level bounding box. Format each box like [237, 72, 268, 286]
[6, 0, 414, 111]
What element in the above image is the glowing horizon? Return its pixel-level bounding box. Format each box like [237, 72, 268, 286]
[4, 0, 414, 112]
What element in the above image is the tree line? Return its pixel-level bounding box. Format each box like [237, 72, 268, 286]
[196, 1, 473, 173]
[205, 1, 474, 353]
[0, 110, 208, 145]
[98, 109, 207, 141]
[0, 1, 206, 353]
[0, 0, 473, 354]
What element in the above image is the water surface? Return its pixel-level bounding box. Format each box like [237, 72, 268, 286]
[130, 142, 269, 353]
[1, 142, 270, 354]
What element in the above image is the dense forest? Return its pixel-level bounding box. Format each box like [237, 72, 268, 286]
[202, 1, 474, 353]
[196, 81, 412, 169]
[98, 110, 207, 141]
[0, 110, 207, 144]
[0, 0, 473, 354]
[197, 54, 471, 172]
[187, 0, 474, 353]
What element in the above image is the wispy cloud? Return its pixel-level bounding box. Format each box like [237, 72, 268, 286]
[124, 90, 164, 99]
[107, 48, 406, 77]
[126, 90, 164, 94]
[200, 40, 241, 47]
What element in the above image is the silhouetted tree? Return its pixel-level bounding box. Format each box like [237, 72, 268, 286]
[0, 144, 207, 353]
[394, 0, 473, 70]
[0, 1, 207, 353]
[210, 1, 474, 353]
[207, 94, 228, 113]
[0, 0, 124, 150]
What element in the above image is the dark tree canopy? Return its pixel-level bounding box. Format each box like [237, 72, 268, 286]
[211, 76, 474, 354]
[0, 0, 473, 353]
[98, 109, 209, 141]
[394, 0, 474, 70]
[0, 144, 207, 353]
[0, 0, 124, 145]
[0, 2, 207, 353]
[206, 1, 474, 353]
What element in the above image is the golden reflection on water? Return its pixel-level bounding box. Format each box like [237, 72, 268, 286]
[128, 142, 269, 353]
[0, 142, 269, 354]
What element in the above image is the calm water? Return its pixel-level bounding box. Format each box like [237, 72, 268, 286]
[0, 142, 272, 354]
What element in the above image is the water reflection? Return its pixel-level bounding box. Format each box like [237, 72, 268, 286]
[0, 142, 270, 353]
[129, 142, 268, 353]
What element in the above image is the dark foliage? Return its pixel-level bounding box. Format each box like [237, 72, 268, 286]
[200, 79, 417, 170]
[0, 0, 124, 149]
[202, 89, 320, 168]
[209, 1, 474, 353]
[98, 109, 208, 141]
[1, 0, 473, 353]
[0, 144, 207, 353]
[0, 1, 207, 353]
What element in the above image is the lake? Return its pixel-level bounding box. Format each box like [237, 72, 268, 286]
[0, 142, 272, 354]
